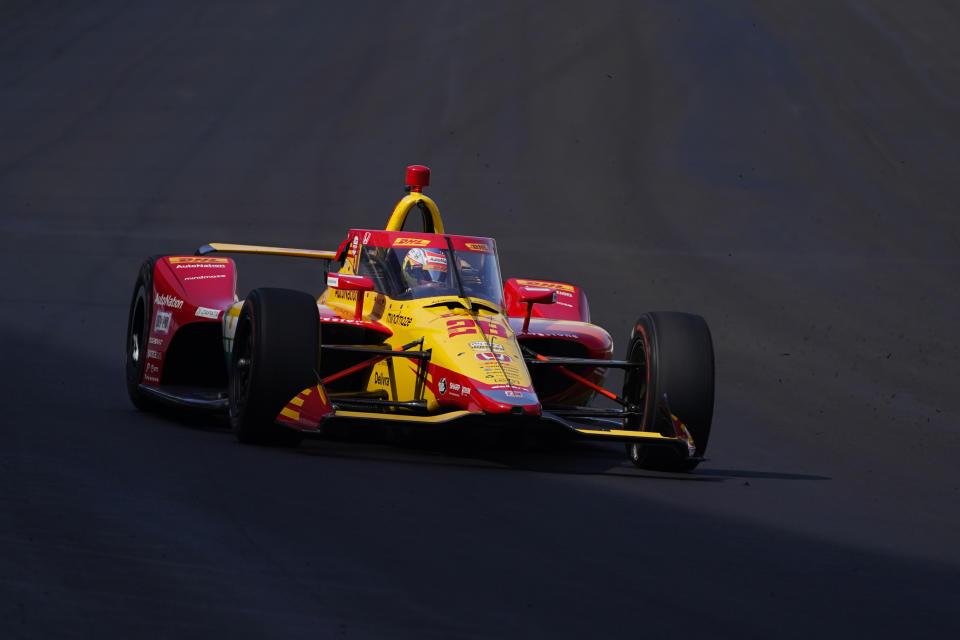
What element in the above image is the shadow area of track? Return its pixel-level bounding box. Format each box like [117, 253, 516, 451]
[1, 329, 951, 639]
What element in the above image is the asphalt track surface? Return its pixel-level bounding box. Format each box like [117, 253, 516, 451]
[1, 1, 959, 638]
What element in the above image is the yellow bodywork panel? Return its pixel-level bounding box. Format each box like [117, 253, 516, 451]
[318, 286, 533, 413]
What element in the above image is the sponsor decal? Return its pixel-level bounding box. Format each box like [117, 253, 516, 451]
[469, 341, 504, 352]
[333, 288, 358, 301]
[154, 310, 172, 333]
[405, 248, 447, 273]
[374, 371, 390, 386]
[424, 252, 446, 268]
[169, 257, 230, 264]
[515, 279, 575, 293]
[386, 312, 412, 327]
[449, 382, 461, 393]
[327, 275, 340, 288]
[345, 236, 361, 272]
[183, 274, 227, 281]
[362, 231, 371, 245]
[505, 390, 523, 398]
[195, 307, 221, 319]
[143, 374, 160, 383]
[154, 293, 184, 309]
[462, 386, 471, 396]
[148, 336, 163, 346]
[475, 352, 512, 363]
[322, 316, 366, 324]
[464, 242, 491, 253]
[145, 363, 160, 375]
[146, 349, 161, 360]
[175, 263, 227, 269]
[438, 378, 447, 395]
[393, 237, 431, 247]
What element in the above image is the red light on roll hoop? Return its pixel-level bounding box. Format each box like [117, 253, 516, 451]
[406, 165, 430, 192]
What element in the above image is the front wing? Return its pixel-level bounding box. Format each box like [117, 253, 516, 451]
[274, 383, 698, 461]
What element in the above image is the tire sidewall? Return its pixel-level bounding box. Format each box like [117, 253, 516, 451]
[228, 288, 319, 444]
[623, 312, 715, 470]
[125, 258, 156, 409]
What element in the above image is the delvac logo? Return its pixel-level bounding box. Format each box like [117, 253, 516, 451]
[154, 294, 184, 309]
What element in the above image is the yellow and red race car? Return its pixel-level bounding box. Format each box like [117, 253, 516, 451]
[125, 166, 715, 471]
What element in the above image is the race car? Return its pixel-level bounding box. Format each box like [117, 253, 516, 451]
[125, 166, 715, 471]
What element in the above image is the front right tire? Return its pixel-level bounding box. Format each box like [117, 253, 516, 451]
[623, 312, 715, 472]
[229, 287, 320, 445]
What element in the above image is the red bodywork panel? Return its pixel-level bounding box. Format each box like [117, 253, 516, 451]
[507, 316, 614, 405]
[316, 304, 393, 336]
[347, 229, 495, 254]
[503, 278, 590, 323]
[144, 256, 237, 385]
[277, 385, 335, 430]
[423, 362, 540, 415]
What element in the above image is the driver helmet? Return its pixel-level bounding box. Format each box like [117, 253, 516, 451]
[402, 248, 448, 288]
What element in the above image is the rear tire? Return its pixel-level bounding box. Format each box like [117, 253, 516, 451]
[125, 256, 160, 411]
[623, 312, 714, 471]
[229, 288, 319, 446]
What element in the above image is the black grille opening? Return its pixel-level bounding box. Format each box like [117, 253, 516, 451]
[519, 337, 590, 400]
[161, 322, 228, 389]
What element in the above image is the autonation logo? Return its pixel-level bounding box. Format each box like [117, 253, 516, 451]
[154, 293, 184, 309]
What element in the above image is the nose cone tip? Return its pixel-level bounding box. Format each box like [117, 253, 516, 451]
[471, 389, 541, 416]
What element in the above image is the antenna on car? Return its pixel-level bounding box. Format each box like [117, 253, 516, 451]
[386, 165, 444, 233]
[405, 165, 430, 193]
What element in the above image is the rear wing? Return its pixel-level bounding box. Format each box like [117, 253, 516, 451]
[197, 242, 338, 261]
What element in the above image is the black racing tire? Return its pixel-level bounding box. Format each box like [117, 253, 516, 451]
[229, 287, 320, 446]
[623, 312, 715, 472]
[125, 256, 161, 411]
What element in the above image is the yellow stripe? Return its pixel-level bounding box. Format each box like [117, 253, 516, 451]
[316, 385, 327, 404]
[290, 396, 305, 407]
[280, 407, 300, 420]
[332, 410, 471, 424]
[574, 428, 679, 441]
[302, 387, 312, 396]
[207, 242, 338, 260]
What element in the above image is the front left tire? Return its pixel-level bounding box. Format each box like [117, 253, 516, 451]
[125, 256, 160, 411]
[229, 287, 320, 445]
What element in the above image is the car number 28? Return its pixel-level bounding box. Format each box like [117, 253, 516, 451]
[446, 318, 508, 338]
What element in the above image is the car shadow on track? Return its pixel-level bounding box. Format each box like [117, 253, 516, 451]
[696, 468, 830, 481]
[289, 424, 823, 482]
[142, 407, 829, 482]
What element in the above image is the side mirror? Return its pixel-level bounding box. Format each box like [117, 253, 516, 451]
[327, 274, 375, 319]
[517, 285, 556, 333]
